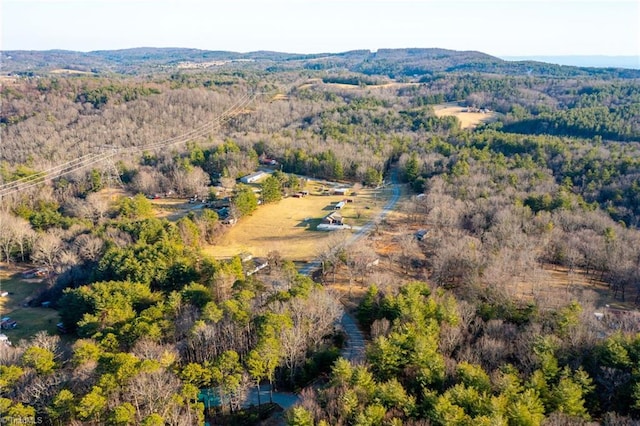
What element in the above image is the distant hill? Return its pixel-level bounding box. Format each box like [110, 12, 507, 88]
[502, 55, 640, 70]
[2, 47, 640, 78]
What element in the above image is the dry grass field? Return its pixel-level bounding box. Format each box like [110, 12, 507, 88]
[433, 103, 499, 129]
[50, 69, 94, 75]
[297, 79, 420, 91]
[203, 182, 393, 260]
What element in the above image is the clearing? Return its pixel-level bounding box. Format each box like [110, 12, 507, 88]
[433, 103, 499, 129]
[0, 265, 59, 342]
[204, 181, 395, 260]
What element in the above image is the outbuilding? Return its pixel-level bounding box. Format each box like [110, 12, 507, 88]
[240, 171, 268, 184]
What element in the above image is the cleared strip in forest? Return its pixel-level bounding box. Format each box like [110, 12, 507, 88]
[0, 91, 267, 198]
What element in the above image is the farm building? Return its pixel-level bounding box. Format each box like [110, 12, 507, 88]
[260, 157, 277, 165]
[334, 201, 346, 210]
[317, 223, 352, 231]
[240, 171, 268, 184]
[323, 212, 344, 225]
[245, 258, 269, 276]
[333, 188, 349, 196]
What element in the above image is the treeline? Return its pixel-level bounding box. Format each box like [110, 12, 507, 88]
[291, 281, 640, 424]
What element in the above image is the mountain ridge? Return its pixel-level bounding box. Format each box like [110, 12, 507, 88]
[2, 47, 639, 78]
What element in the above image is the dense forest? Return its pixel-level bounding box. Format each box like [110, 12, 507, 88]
[1, 48, 640, 425]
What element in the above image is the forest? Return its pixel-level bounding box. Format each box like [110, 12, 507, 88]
[0, 48, 640, 425]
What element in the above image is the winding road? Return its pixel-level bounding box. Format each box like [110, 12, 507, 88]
[238, 169, 402, 413]
[298, 168, 402, 363]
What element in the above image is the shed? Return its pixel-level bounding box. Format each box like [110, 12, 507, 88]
[240, 171, 268, 184]
[334, 201, 346, 210]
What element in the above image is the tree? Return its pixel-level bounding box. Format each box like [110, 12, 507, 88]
[211, 350, 245, 413]
[22, 346, 56, 375]
[246, 337, 281, 404]
[76, 386, 107, 422]
[233, 184, 258, 217]
[262, 175, 283, 203]
[286, 406, 315, 426]
[0, 211, 19, 262]
[48, 389, 76, 423]
[363, 167, 382, 187]
[404, 152, 419, 183]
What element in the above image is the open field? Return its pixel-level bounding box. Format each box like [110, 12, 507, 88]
[204, 182, 395, 260]
[0, 266, 58, 342]
[151, 198, 208, 220]
[433, 102, 499, 129]
[50, 69, 94, 75]
[297, 79, 420, 91]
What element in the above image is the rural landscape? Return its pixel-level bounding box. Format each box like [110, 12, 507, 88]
[1, 46, 640, 426]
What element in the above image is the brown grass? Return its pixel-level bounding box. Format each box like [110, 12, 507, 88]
[203, 183, 392, 260]
[433, 103, 499, 129]
[50, 69, 94, 75]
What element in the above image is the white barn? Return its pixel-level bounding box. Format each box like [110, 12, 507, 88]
[240, 171, 268, 184]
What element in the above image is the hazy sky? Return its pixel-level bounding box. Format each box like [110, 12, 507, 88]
[2, 0, 639, 57]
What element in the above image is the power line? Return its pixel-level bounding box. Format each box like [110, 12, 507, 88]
[0, 91, 269, 198]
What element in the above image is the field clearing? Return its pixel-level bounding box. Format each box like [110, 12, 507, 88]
[433, 103, 499, 129]
[50, 69, 94, 75]
[204, 183, 393, 260]
[510, 265, 638, 310]
[0, 266, 58, 342]
[297, 80, 420, 91]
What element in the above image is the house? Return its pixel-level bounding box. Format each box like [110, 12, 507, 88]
[246, 258, 269, 276]
[334, 201, 345, 210]
[240, 171, 268, 184]
[333, 188, 349, 196]
[323, 212, 344, 225]
[260, 157, 277, 166]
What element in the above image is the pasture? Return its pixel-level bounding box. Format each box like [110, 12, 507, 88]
[433, 103, 498, 129]
[204, 182, 393, 260]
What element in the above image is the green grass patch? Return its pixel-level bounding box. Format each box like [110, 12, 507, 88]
[1, 274, 58, 342]
[2, 308, 60, 342]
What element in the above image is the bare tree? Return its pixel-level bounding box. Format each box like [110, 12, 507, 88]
[31, 230, 64, 273]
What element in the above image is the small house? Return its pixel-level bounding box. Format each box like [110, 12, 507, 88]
[240, 171, 268, 184]
[323, 212, 344, 225]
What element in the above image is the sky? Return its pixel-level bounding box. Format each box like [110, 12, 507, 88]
[1, 0, 639, 57]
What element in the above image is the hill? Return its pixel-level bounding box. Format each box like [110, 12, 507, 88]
[3, 47, 640, 78]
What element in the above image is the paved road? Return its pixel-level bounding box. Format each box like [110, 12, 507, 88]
[298, 168, 402, 362]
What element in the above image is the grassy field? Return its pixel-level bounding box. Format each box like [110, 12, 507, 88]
[203, 182, 393, 260]
[433, 103, 499, 129]
[0, 268, 58, 342]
